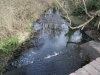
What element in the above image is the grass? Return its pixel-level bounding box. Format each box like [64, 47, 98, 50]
[26, 26, 32, 32]
[0, 0, 59, 53]
[0, 37, 19, 54]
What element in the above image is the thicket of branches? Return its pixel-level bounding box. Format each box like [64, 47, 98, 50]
[56, 0, 100, 30]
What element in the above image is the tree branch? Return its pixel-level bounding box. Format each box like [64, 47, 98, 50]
[69, 16, 94, 29]
[56, 0, 95, 30]
[82, 0, 92, 17]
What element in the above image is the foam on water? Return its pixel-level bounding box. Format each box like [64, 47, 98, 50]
[44, 52, 59, 59]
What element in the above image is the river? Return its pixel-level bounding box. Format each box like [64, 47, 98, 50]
[6, 8, 90, 75]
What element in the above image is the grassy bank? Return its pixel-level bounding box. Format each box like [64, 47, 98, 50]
[0, 0, 59, 46]
[0, 0, 60, 72]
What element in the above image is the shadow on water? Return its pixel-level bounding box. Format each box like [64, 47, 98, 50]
[5, 8, 91, 75]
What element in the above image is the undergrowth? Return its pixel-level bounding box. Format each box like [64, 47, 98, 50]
[87, 0, 100, 11]
[72, 0, 100, 16]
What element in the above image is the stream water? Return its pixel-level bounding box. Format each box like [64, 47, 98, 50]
[6, 8, 90, 75]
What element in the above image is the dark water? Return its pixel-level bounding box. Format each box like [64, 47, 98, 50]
[6, 9, 90, 75]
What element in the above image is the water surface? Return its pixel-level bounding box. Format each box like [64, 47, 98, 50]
[6, 9, 89, 75]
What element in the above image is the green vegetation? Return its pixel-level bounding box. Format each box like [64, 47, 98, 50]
[26, 26, 32, 32]
[73, 7, 85, 16]
[72, 0, 100, 16]
[87, 0, 100, 11]
[0, 37, 19, 54]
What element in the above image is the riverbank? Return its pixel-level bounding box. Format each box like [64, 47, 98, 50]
[0, 0, 60, 72]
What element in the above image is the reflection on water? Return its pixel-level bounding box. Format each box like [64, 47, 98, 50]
[6, 9, 89, 75]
